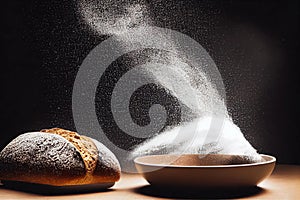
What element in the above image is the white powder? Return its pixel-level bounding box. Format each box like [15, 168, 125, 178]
[130, 116, 263, 163]
[77, 0, 262, 166]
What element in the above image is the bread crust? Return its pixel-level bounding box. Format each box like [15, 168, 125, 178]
[0, 130, 121, 186]
[40, 128, 99, 174]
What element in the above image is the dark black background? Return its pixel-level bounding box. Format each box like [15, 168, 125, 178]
[0, 0, 299, 164]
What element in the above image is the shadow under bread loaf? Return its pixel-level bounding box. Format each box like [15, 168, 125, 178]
[0, 128, 121, 186]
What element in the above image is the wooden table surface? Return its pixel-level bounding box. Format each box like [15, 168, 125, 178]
[0, 164, 299, 199]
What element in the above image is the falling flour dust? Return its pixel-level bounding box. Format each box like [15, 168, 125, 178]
[76, 0, 263, 167]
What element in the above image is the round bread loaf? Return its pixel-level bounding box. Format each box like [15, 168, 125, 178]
[0, 128, 121, 186]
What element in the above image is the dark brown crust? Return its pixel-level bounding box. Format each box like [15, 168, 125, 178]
[0, 132, 86, 186]
[0, 131, 121, 186]
[91, 139, 121, 182]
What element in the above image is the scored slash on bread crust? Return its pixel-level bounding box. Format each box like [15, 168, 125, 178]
[40, 128, 98, 174]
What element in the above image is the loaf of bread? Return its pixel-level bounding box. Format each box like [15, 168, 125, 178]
[0, 128, 121, 186]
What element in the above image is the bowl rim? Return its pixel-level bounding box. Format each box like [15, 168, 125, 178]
[134, 154, 276, 168]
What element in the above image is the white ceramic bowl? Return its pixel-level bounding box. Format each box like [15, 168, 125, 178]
[134, 154, 276, 188]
